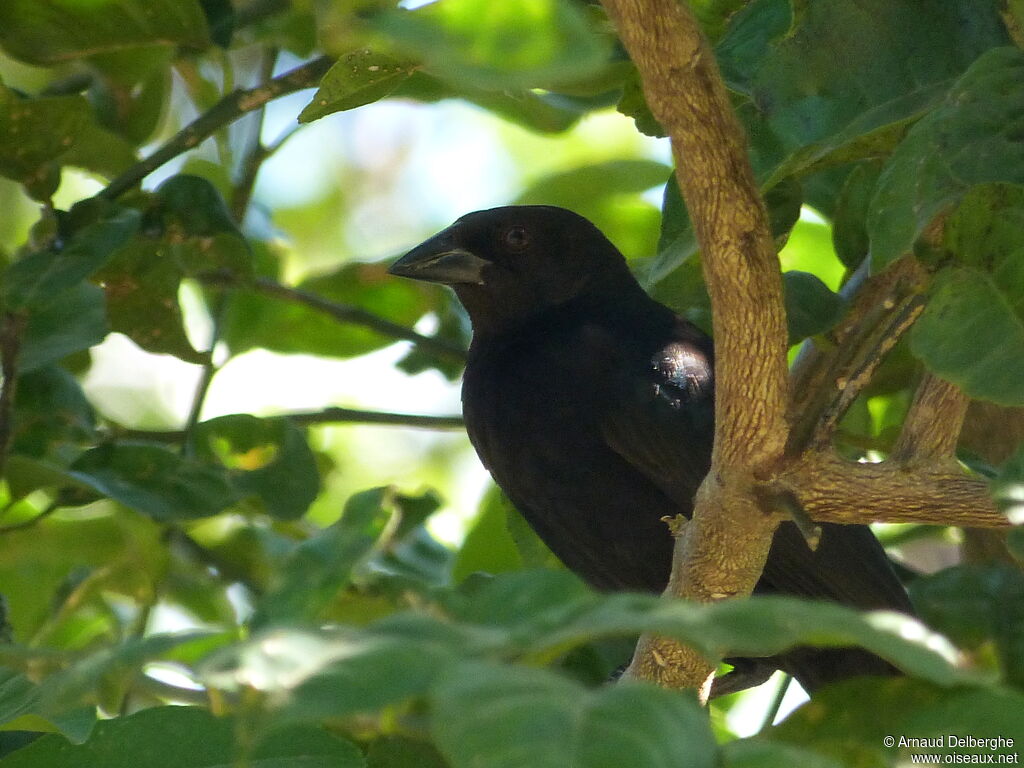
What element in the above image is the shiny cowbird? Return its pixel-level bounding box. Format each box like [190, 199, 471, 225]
[390, 205, 912, 692]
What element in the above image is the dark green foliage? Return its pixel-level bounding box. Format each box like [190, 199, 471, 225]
[0, 0, 1021, 765]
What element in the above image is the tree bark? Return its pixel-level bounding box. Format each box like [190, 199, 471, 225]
[601, 0, 789, 692]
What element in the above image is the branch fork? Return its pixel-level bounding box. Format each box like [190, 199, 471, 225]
[601, 0, 1009, 694]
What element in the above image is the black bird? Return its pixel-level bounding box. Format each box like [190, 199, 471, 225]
[390, 205, 913, 692]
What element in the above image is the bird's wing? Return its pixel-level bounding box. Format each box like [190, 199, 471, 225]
[594, 319, 716, 508]
[595, 319, 913, 612]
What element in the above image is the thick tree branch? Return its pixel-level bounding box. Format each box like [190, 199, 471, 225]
[788, 256, 928, 454]
[891, 373, 969, 464]
[778, 452, 1007, 529]
[957, 401, 1024, 564]
[602, 0, 788, 691]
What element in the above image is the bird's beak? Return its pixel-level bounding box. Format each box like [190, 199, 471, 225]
[389, 231, 488, 286]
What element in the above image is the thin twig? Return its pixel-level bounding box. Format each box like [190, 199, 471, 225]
[182, 292, 230, 453]
[99, 56, 332, 201]
[113, 407, 464, 442]
[200, 274, 467, 361]
[758, 674, 792, 732]
[230, 47, 280, 222]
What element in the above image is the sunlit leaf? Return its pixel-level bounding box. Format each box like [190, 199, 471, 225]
[374, 0, 612, 91]
[299, 50, 417, 123]
[395, 72, 583, 133]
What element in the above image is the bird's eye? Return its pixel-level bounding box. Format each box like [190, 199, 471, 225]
[503, 226, 529, 249]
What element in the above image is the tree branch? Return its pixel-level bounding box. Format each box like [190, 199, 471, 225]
[98, 56, 332, 201]
[891, 373, 969, 464]
[778, 451, 1007, 528]
[602, 0, 788, 692]
[788, 256, 928, 455]
[111, 407, 464, 442]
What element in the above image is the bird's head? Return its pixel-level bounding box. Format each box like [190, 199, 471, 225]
[389, 206, 641, 336]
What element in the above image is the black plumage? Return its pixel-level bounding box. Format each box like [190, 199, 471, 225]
[390, 205, 913, 692]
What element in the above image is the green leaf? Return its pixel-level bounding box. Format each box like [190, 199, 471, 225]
[831, 161, 883, 269]
[0, 88, 136, 197]
[783, 271, 845, 345]
[451, 486, 524, 583]
[199, 0, 235, 49]
[199, 625, 459, 721]
[367, 736, 448, 768]
[153, 174, 243, 240]
[616, 68, 665, 138]
[20, 283, 107, 373]
[189, 415, 320, 521]
[718, 0, 1008, 183]
[373, 0, 612, 91]
[909, 564, 1024, 687]
[3, 208, 140, 311]
[431, 661, 716, 768]
[0, 706, 365, 767]
[94, 238, 205, 364]
[943, 183, 1024, 315]
[299, 50, 417, 123]
[11, 365, 96, 461]
[0, 0, 211, 65]
[870, 48, 1024, 269]
[768, 677, 1024, 766]
[909, 267, 1024, 406]
[0, 633, 218, 744]
[250, 488, 393, 627]
[449, 572, 969, 687]
[394, 72, 583, 134]
[722, 740, 844, 768]
[68, 443, 240, 521]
